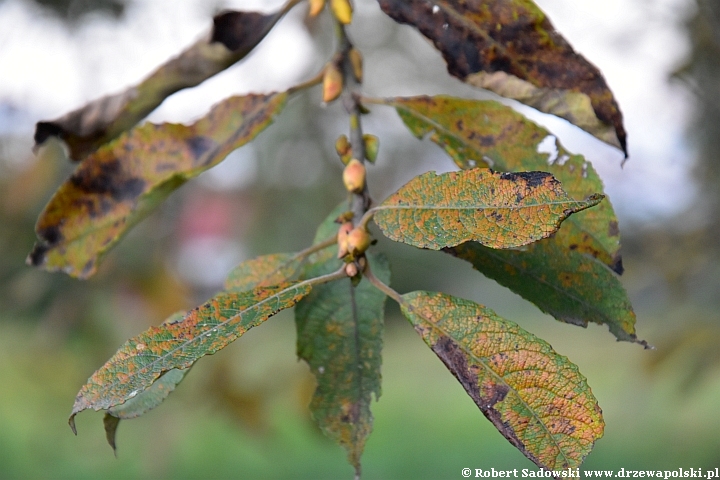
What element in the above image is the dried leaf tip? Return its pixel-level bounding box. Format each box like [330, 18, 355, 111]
[69, 414, 78, 435]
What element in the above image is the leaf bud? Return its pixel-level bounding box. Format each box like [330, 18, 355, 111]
[330, 0, 353, 24]
[336, 221, 353, 259]
[335, 134, 352, 165]
[345, 262, 359, 277]
[363, 134, 379, 163]
[342, 158, 366, 193]
[346, 227, 371, 256]
[322, 63, 343, 103]
[308, 0, 325, 17]
[348, 48, 363, 82]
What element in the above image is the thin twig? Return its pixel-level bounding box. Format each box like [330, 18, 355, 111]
[302, 264, 349, 288]
[287, 69, 326, 96]
[334, 20, 372, 222]
[363, 264, 403, 304]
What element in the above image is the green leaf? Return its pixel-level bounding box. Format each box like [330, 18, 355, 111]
[34, 5, 296, 161]
[376, 0, 627, 155]
[399, 291, 604, 471]
[450, 233, 648, 346]
[69, 282, 311, 432]
[376, 95, 645, 344]
[28, 92, 287, 279]
[381, 95, 622, 272]
[373, 168, 602, 250]
[295, 252, 390, 476]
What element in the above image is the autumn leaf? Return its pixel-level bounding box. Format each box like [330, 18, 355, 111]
[28, 92, 287, 279]
[69, 282, 311, 433]
[101, 310, 191, 454]
[375, 95, 622, 272]
[372, 168, 602, 250]
[449, 232, 648, 346]
[376, 0, 627, 155]
[400, 291, 604, 471]
[295, 253, 389, 476]
[371, 95, 644, 343]
[34, 2, 300, 161]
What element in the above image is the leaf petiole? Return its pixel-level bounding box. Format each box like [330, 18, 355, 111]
[363, 264, 402, 304]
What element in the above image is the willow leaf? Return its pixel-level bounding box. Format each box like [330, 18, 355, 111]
[376, 0, 627, 154]
[450, 235, 647, 346]
[296, 253, 390, 476]
[34, 4, 297, 161]
[29, 92, 287, 279]
[381, 95, 622, 272]
[373, 169, 602, 250]
[400, 291, 604, 471]
[69, 282, 311, 432]
[101, 311, 192, 454]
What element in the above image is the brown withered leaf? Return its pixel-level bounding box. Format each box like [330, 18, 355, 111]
[376, 0, 627, 156]
[28, 92, 287, 279]
[34, 2, 298, 161]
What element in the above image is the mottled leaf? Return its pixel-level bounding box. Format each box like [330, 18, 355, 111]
[35, 3, 298, 161]
[295, 253, 390, 475]
[102, 311, 191, 454]
[400, 291, 604, 471]
[69, 282, 311, 432]
[449, 233, 648, 346]
[376, 95, 643, 343]
[381, 95, 622, 272]
[373, 168, 602, 250]
[376, 0, 627, 155]
[29, 92, 287, 279]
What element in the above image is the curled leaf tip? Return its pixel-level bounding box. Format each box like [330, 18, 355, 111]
[68, 414, 78, 435]
[103, 413, 121, 456]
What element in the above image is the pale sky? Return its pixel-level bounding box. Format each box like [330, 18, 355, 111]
[0, 0, 698, 223]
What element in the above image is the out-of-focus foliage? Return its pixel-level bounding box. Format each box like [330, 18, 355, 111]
[1, 0, 128, 21]
[640, 0, 720, 388]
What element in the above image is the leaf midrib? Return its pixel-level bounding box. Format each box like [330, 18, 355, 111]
[390, 100, 615, 264]
[85, 283, 307, 409]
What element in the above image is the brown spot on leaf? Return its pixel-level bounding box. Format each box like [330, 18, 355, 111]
[211, 10, 278, 52]
[608, 220, 619, 237]
[500, 171, 552, 188]
[377, 0, 627, 155]
[70, 158, 146, 202]
[185, 136, 216, 163]
[430, 335, 538, 466]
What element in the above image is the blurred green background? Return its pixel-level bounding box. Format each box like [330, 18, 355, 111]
[1, 0, 720, 478]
